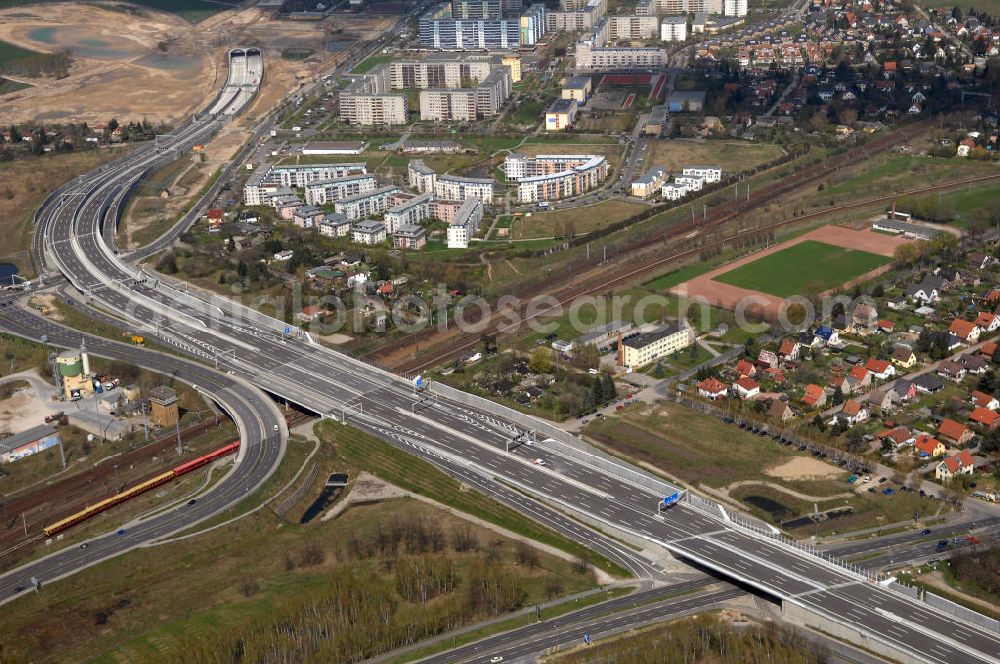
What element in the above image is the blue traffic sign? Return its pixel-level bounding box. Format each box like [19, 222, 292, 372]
[662, 491, 679, 506]
[415, 375, 424, 387]
[283, 327, 292, 335]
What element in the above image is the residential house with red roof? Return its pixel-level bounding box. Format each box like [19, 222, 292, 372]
[948, 318, 981, 345]
[832, 399, 868, 427]
[913, 434, 946, 458]
[970, 407, 1000, 430]
[938, 418, 974, 446]
[971, 390, 1000, 410]
[935, 449, 975, 481]
[697, 378, 728, 400]
[975, 312, 999, 333]
[778, 338, 799, 361]
[801, 384, 826, 408]
[865, 358, 895, 381]
[733, 377, 760, 400]
[735, 359, 757, 378]
[877, 426, 915, 450]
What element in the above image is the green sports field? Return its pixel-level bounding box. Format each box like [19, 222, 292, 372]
[712, 240, 890, 297]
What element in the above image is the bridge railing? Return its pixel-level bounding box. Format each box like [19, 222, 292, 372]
[428, 381, 678, 498]
[925, 590, 1000, 633]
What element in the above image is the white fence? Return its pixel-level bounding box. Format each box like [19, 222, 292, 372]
[925, 590, 1000, 633]
[429, 382, 679, 498]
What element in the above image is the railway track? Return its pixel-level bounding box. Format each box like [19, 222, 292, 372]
[0, 411, 309, 567]
[371, 119, 934, 371]
[391, 169, 999, 374]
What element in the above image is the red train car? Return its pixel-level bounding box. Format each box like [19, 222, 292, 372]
[172, 441, 240, 476]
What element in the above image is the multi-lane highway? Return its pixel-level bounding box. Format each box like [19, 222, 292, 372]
[0, 297, 285, 603]
[3, 46, 999, 664]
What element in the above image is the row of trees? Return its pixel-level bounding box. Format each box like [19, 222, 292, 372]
[0, 50, 71, 78]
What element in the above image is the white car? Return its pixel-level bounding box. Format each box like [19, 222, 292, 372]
[491, 658, 504, 663]
[533, 458, 545, 466]
[863, 476, 871, 483]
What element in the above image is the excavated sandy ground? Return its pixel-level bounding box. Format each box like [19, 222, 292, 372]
[0, 3, 393, 126]
[764, 456, 844, 482]
[0, 3, 221, 125]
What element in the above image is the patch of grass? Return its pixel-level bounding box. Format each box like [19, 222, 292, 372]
[316, 419, 632, 578]
[645, 139, 784, 174]
[512, 200, 647, 240]
[0, 148, 133, 272]
[389, 586, 637, 664]
[352, 53, 393, 74]
[125, 0, 238, 23]
[583, 401, 806, 489]
[712, 240, 890, 297]
[0, 40, 41, 66]
[0, 75, 29, 94]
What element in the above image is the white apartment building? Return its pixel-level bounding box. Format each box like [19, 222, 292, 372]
[546, 0, 606, 32]
[243, 163, 368, 205]
[352, 220, 387, 246]
[724, 0, 747, 17]
[447, 198, 484, 248]
[434, 174, 495, 204]
[334, 186, 401, 220]
[636, 0, 722, 15]
[618, 323, 694, 369]
[505, 153, 609, 203]
[575, 40, 666, 70]
[272, 163, 367, 188]
[384, 193, 434, 233]
[304, 173, 378, 206]
[661, 182, 689, 200]
[418, 68, 512, 121]
[339, 67, 408, 126]
[390, 58, 494, 89]
[408, 159, 437, 193]
[608, 15, 659, 41]
[674, 174, 705, 191]
[319, 213, 352, 237]
[681, 166, 721, 183]
[660, 16, 687, 41]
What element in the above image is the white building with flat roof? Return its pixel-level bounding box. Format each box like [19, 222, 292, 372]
[661, 16, 687, 41]
[304, 173, 378, 206]
[335, 186, 401, 220]
[682, 166, 721, 183]
[435, 174, 495, 204]
[352, 220, 387, 246]
[384, 193, 434, 233]
[674, 174, 704, 191]
[661, 182, 689, 200]
[408, 159, 437, 193]
[447, 199, 484, 248]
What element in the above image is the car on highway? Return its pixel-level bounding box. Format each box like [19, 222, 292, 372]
[79, 543, 89, 550]
[491, 657, 504, 663]
[116, 529, 126, 536]
[533, 458, 545, 466]
[187, 499, 197, 506]
[921, 528, 932, 536]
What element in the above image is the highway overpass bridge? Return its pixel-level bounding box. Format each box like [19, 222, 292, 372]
[2, 48, 999, 664]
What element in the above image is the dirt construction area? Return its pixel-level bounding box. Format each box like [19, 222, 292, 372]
[0, 3, 394, 126]
[764, 457, 844, 482]
[671, 225, 911, 317]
